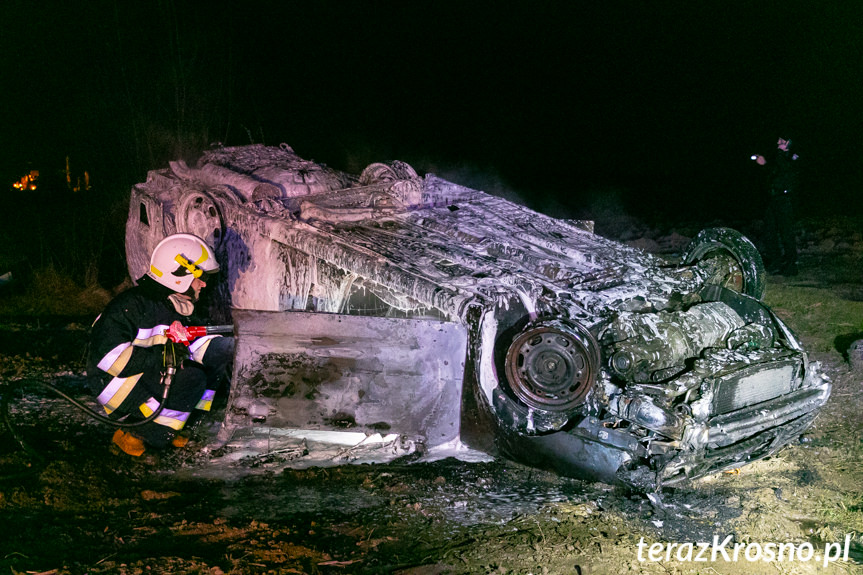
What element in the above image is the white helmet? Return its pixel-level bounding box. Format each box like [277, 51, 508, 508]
[147, 233, 219, 293]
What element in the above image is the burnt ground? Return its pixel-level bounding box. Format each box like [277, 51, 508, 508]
[2, 229, 863, 575]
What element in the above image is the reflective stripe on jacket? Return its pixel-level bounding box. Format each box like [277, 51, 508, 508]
[87, 275, 217, 422]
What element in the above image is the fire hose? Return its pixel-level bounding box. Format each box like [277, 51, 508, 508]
[0, 323, 233, 480]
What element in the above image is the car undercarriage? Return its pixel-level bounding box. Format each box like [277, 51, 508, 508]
[126, 143, 830, 489]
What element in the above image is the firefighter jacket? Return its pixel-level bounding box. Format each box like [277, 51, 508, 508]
[87, 275, 221, 426]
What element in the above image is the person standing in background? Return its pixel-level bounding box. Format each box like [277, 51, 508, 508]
[753, 136, 800, 276]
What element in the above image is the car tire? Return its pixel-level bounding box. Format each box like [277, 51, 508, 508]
[176, 191, 225, 249]
[487, 312, 600, 435]
[359, 161, 419, 185]
[682, 227, 766, 300]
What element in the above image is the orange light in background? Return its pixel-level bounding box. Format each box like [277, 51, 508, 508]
[12, 170, 39, 191]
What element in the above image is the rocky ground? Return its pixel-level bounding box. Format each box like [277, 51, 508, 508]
[1, 218, 862, 575]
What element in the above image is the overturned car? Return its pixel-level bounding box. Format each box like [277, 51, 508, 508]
[126, 143, 830, 488]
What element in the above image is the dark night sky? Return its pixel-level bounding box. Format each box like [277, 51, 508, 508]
[3, 1, 862, 221]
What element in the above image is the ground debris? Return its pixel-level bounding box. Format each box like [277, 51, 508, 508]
[139, 489, 181, 501]
[2, 236, 863, 574]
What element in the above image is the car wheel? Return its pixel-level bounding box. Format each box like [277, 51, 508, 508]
[176, 190, 233, 321]
[481, 305, 600, 434]
[176, 191, 225, 249]
[504, 320, 600, 413]
[682, 227, 765, 300]
[359, 161, 419, 185]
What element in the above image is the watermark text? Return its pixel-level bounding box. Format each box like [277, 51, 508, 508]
[637, 534, 852, 567]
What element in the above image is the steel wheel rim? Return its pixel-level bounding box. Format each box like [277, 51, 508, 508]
[504, 324, 598, 412]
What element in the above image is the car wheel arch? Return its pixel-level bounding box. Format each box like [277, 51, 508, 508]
[682, 227, 766, 300]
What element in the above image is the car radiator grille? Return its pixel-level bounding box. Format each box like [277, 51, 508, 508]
[712, 359, 800, 414]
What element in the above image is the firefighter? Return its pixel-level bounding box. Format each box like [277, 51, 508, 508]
[753, 136, 800, 276]
[87, 233, 234, 458]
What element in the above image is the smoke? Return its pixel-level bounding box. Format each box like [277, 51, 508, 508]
[570, 185, 651, 241]
[334, 143, 653, 237]
[337, 143, 536, 210]
[418, 160, 528, 207]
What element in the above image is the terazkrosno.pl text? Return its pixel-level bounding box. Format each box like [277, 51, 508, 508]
[637, 534, 852, 567]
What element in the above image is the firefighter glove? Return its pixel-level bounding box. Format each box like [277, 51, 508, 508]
[166, 320, 192, 346]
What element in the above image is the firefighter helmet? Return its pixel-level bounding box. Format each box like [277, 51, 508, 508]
[147, 233, 219, 293]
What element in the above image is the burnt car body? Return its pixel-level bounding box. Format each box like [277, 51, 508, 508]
[126, 143, 830, 488]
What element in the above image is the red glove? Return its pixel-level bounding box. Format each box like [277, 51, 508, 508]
[166, 320, 192, 346]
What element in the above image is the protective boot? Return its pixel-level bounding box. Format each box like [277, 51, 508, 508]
[171, 434, 190, 448]
[112, 429, 146, 457]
